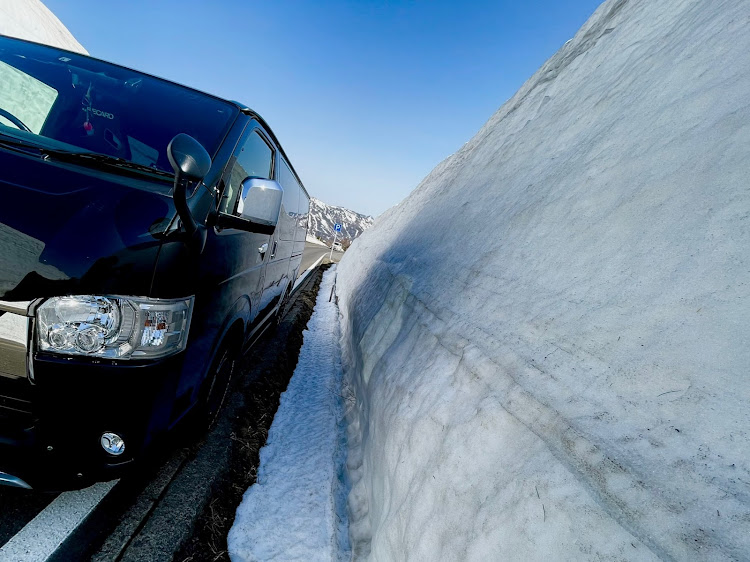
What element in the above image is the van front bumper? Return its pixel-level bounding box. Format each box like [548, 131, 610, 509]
[0, 352, 185, 491]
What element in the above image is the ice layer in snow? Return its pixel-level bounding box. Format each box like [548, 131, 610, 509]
[336, 0, 750, 560]
[0, 0, 87, 54]
[228, 268, 350, 562]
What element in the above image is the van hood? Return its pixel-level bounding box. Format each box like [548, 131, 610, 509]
[0, 149, 176, 301]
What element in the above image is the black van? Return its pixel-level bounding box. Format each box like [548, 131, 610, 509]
[0, 35, 310, 490]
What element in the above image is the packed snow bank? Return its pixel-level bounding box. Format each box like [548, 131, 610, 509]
[0, 0, 87, 54]
[228, 269, 350, 562]
[336, 0, 750, 559]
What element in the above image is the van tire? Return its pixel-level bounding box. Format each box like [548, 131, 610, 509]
[273, 285, 293, 328]
[198, 338, 237, 429]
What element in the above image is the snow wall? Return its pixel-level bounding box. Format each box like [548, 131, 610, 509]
[336, 0, 750, 560]
[0, 0, 87, 54]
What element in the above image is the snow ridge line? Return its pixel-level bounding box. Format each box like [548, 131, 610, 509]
[342, 266, 745, 561]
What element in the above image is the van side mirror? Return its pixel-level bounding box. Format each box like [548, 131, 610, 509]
[237, 178, 283, 228]
[167, 133, 211, 182]
[167, 133, 212, 253]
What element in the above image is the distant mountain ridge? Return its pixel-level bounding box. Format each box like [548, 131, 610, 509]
[308, 197, 374, 245]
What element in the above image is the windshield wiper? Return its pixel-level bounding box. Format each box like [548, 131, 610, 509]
[46, 151, 174, 179]
[0, 132, 45, 154]
[0, 132, 173, 179]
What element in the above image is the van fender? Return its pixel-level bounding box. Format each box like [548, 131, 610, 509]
[189, 295, 250, 405]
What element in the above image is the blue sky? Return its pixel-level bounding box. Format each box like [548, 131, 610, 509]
[45, 0, 603, 217]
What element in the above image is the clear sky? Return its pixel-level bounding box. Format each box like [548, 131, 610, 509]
[44, 0, 603, 217]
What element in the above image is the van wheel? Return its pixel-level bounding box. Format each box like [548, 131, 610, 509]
[200, 341, 236, 428]
[274, 286, 292, 327]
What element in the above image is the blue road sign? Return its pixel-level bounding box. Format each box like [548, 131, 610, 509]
[334, 223, 342, 232]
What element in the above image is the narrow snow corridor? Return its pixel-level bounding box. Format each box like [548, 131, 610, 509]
[228, 268, 350, 562]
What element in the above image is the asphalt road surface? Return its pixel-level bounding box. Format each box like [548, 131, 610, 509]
[0, 243, 339, 560]
[300, 241, 343, 271]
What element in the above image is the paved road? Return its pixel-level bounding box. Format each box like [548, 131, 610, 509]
[300, 241, 343, 272]
[0, 242, 339, 559]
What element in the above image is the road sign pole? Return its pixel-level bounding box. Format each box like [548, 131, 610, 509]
[329, 230, 338, 261]
[329, 223, 342, 260]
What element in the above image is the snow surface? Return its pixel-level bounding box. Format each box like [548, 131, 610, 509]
[336, 0, 750, 560]
[228, 268, 350, 562]
[0, 0, 87, 54]
[307, 234, 329, 247]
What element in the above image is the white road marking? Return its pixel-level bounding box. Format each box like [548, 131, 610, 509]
[293, 255, 325, 292]
[0, 480, 117, 561]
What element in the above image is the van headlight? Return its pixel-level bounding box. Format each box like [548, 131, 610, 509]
[36, 295, 193, 359]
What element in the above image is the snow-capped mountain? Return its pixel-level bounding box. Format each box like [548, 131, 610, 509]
[308, 197, 374, 245]
[0, 0, 87, 54]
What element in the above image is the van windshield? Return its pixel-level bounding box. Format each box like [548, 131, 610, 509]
[0, 36, 238, 175]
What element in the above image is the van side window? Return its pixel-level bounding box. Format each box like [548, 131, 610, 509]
[278, 159, 301, 217]
[277, 158, 302, 240]
[220, 130, 274, 215]
[297, 190, 310, 240]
